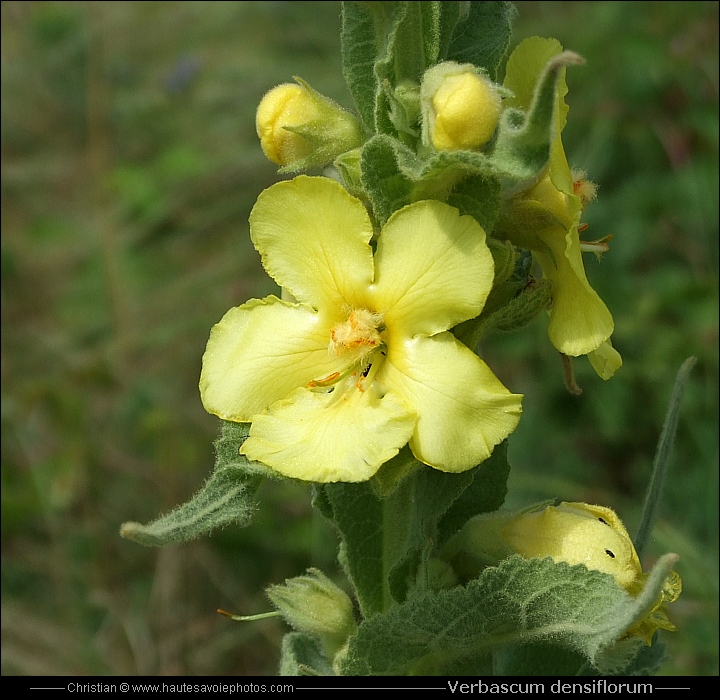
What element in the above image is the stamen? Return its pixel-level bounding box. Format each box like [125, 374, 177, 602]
[307, 372, 341, 388]
[308, 307, 387, 395]
[572, 171, 597, 208]
[329, 308, 384, 359]
[580, 233, 613, 254]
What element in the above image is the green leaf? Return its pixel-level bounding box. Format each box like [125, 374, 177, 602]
[321, 480, 384, 618]
[494, 641, 595, 676]
[341, 2, 446, 138]
[370, 2, 410, 136]
[119, 465, 261, 546]
[360, 134, 417, 223]
[455, 278, 553, 349]
[612, 640, 667, 676]
[279, 632, 334, 676]
[384, 462, 478, 604]
[490, 637, 666, 676]
[340, 2, 412, 135]
[317, 450, 511, 619]
[437, 440, 511, 544]
[495, 50, 584, 192]
[446, 172, 501, 231]
[341, 1, 385, 130]
[339, 554, 679, 676]
[359, 110, 563, 224]
[436, 2, 463, 63]
[359, 135, 496, 224]
[635, 356, 696, 557]
[119, 420, 267, 546]
[389, 3, 434, 86]
[213, 420, 278, 479]
[445, 1, 516, 80]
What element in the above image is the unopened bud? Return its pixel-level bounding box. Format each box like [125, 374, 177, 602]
[267, 568, 356, 652]
[256, 79, 364, 170]
[444, 502, 681, 644]
[421, 62, 502, 151]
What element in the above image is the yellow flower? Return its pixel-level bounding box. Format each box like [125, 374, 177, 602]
[200, 176, 522, 482]
[448, 501, 681, 644]
[501, 38, 621, 377]
[421, 62, 502, 151]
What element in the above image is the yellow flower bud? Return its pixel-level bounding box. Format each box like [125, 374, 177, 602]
[421, 62, 502, 151]
[502, 502, 643, 588]
[256, 83, 320, 166]
[445, 501, 681, 645]
[255, 79, 364, 170]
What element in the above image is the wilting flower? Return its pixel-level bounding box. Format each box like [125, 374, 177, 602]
[447, 501, 681, 644]
[200, 176, 522, 482]
[421, 62, 502, 151]
[499, 37, 621, 378]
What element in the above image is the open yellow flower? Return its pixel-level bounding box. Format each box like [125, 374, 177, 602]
[501, 37, 621, 377]
[200, 176, 522, 482]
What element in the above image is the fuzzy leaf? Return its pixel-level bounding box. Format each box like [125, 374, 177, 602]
[437, 440, 511, 544]
[359, 84, 569, 224]
[321, 479, 384, 618]
[494, 50, 584, 193]
[279, 632, 334, 676]
[495, 636, 664, 676]
[445, 1, 516, 80]
[340, 1, 383, 130]
[318, 450, 511, 619]
[119, 465, 261, 546]
[384, 461, 478, 604]
[446, 173, 501, 232]
[360, 135, 417, 223]
[120, 421, 267, 546]
[339, 554, 679, 675]
[341, 2, 412, 135]
[436, 1, 463, 63]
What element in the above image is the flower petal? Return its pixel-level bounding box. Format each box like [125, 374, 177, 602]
[380, 333, 522, 472]
[240, 384, 417, 483]
[538, 227, 614, 356]
[249, 176, 375, 312]
[372, 200, 494, 337]
[587, 339, 623, 380]
[504, 37, 566, 114]
[200, 296, 344, 421]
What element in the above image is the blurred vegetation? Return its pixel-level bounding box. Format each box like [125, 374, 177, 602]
[1, 1, 717, 676]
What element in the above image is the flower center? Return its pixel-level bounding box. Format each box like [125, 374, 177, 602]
[329, 308, 384, 360]
[307, 308, 386, 396]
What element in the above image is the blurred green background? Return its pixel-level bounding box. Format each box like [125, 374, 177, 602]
[1, 1, 717, 676]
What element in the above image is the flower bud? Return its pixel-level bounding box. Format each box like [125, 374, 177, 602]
[445, 502, 681, 644]
[502, 502, 643, 587]
[266, 568, 356, 654]
[420, 62, 502, 151]
[256, 79, 364, 170]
